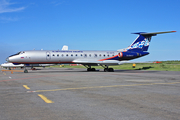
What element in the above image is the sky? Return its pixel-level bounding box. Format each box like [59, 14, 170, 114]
[0, 0, 180, 64]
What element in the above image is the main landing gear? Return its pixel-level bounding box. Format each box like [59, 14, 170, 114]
[102, 65, 114, 72]
[104, 68, 114, 72]
[84, 65, 96, 71]
[84, 65, 114, 72]
[87, 68, 96, 71]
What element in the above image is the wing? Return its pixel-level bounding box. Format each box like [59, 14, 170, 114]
[72, 59, 129, 66]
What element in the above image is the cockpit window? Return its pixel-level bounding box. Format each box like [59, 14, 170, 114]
[17, 52, 21, 55]
[20, 51, 25, 54]
[9, 51, 21, 57]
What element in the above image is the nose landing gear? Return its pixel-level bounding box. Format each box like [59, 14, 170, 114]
[24, 65, 28, 73]
[24, 69, 28, 73]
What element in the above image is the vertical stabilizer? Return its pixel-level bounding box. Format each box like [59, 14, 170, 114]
[126, 31, 176, 52]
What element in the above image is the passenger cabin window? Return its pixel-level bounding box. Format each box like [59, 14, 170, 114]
[52, 54, 55, 56]
[57, 54, 59, 57]
[75, 54, 78, 57]
[66, 54, 68, 57]
[89, 54, 91, 57]
[62, 54, 64, 57]
[71, 54, 73, 57]
[84, 54, 87, 57]
[81, 54, 83, 57]
[103, 54, 106, 57]
[94, 54, 97, 57]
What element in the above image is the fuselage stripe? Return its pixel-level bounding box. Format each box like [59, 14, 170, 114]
[98, 55, 119, 61]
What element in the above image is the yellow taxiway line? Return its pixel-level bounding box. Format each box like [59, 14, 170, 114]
[38, 94, 54, 103]
[23, 85, 30, 89]
[30, 81, 180, 93]
[3, 72, 6, 75]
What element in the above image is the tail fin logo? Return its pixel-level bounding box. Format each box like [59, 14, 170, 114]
[131, 41, 144, 48]
[127, 38, 149, 51]
[144, 39, 149, 46]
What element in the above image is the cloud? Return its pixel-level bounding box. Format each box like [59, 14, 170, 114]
[0, 0, 25, 14]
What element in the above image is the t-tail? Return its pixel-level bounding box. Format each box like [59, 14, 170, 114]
[127, 31, 176, 52]
[118, 31, 176, 60]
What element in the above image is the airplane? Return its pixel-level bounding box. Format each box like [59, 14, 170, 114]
[1, 62, 24, 69]
[1, 62, 55, 70]
[6, 31, 176, 73]
[1, 45, 69, 70]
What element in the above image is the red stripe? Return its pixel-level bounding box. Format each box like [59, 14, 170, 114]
[98, 55, 118, 61]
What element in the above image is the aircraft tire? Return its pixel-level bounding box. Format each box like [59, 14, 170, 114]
[108, 68, 114, 72]
[24, 69, 28, 73]
[104, 68, 108, 72]
[87, 68, 96, 71]
[91, 68, 96, 71]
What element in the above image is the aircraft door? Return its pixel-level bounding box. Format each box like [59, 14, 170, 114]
[46, 51, 51, 60]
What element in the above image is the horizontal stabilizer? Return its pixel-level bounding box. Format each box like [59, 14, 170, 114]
[133, 31, 176, 36]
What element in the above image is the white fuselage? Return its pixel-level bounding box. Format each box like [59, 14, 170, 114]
[7, 50, 121, 65]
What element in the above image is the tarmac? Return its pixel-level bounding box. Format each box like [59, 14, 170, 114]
[0, 67, 180, 120]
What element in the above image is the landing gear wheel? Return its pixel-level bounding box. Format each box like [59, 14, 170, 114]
[104, 68, 114, 72]
[91, 68, 96, 71]
[108, 68, 114, 72]
[87, 68, 91, 71]
[87, 68, 96, 71]
[24, 69, 28, 73]
[104, 68, 109, 72]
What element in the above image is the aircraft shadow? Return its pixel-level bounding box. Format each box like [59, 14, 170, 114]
[135, 66, 154, 70]
[28, 67, 157, 74]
